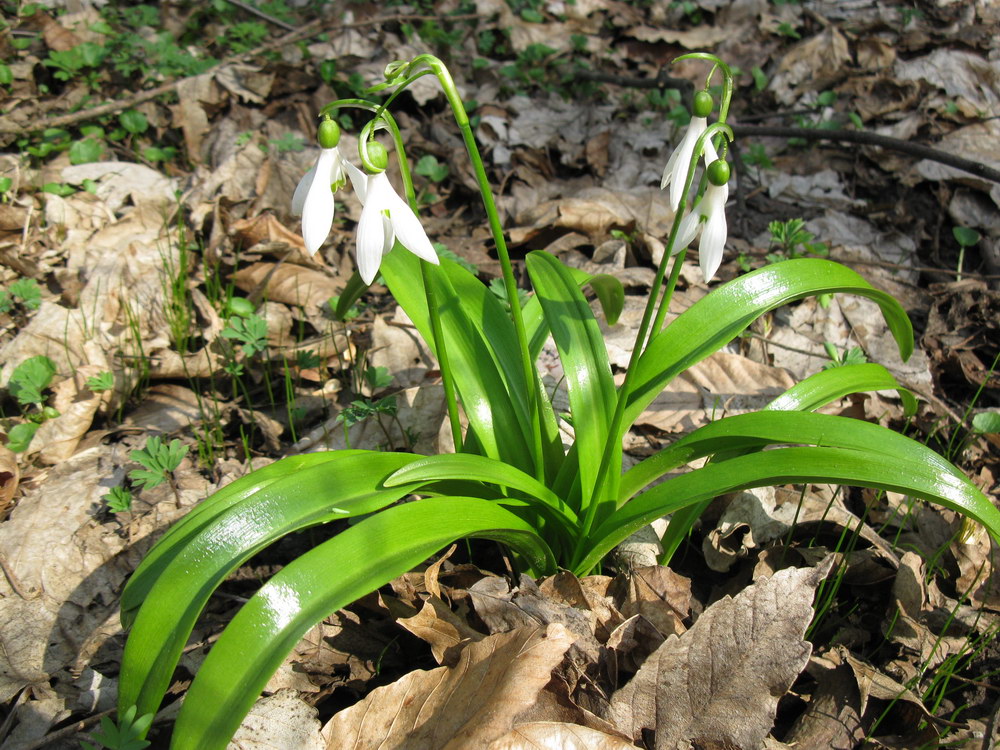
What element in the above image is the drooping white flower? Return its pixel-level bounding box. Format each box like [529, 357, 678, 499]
[660, 116, 715, 211]
[344, 158, 439, 285]
[291, 119, 345, 256]
[676, 166, 730, 282]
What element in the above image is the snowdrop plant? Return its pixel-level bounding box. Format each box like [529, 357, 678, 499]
[118, 52, 1000, 749]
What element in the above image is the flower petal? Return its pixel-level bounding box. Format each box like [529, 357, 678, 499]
[356, 199, 386, 284]
[665, 117, 707, 211]
[301, 148, 340, 255]
[698, 184, 729, 281]
[291, 166, 316, 216]
[386, 194, 438, 264]
[344, 159, 369, 204]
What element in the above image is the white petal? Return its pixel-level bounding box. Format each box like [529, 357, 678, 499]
[291, 166, 315, 216]
[675, 210, 702, 252]
[386, 194, 438, 264]
[356, 190, 389, 284]
[344, 159, 369, 204]
[698, 185, 729, 281]
[301, 148, 340, 255]
[666, 117, 707, 211]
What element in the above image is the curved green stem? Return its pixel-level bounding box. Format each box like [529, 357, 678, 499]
[319, 98, 463, 451]
[400, 54, 545, 480]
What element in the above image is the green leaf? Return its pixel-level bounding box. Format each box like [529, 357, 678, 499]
[8, 278, 42, 309]
[69, 137, 104, 165]
[414, 154, 450, 182]
[119, 109, 148, 134]
[8, 355, 57, 405]
[751, 66, 767, 91]
[168, 498, 554, 750]
[526, 250, 616, 503]
[0, 64, 12, 86]
[6, 422, 39, 453]
[42, 182, 76, 197]
[952, 226, 981, 248]
[766, 362, 917, 416]
[0, 176, 12, 193]
[972, 411, 1000, 434]
[118, 451, 423, 718]
[579, 442, 1000, 574]
[624, 259, 913, 434]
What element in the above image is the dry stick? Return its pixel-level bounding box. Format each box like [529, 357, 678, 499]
[0, 12, 480, 135]
[731, 124, 1000, 185]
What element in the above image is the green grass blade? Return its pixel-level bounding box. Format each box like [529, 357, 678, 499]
[766, 362, 917, 415]
[526, 251, 616, 502]
[168, 498, 555, 750]
[623, 259, 913, 432]
[578, 444, 1000, 574]
[118, 451, 421, 720]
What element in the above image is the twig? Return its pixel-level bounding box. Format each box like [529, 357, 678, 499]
[731, 124, 1000, 185]
[0, 551, 36, 600]
[223, 0, 295, 31]
[0, 13, 477, 135]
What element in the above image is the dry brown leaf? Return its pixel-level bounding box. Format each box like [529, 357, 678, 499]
[232, 262, 342, 312]
[172, 73, 220, 164]
[321, 623, 575, 750]
[397, 595, 485, 666]
[231, 689, 324, 750]
[785, 651, 863, 749]
[611, 565, 691, 638]
[0, 442, 19, 518]
[770, 27, 851, 105]
[32, 365, 105, 464]
[607, 560, 832, 750]
[488, 721, 638, 750]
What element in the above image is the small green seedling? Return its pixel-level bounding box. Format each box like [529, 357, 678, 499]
[0, 176, 12, 201]
[86, 371, 115, 392]
[129, 436, 188, 491]
[767, 218, 829, 261]
[415, 154, 450, 183]
[82, 705, 153, 750]
[104, 486, 134, 513]
[822, 343, 868, 370]
[365, 365, 393, 391]
[6, 423, 39, 453]
[488, 277, 530, 311]
[0, 278, 42, 314]
[7, 355, 57, 406]
[220, 314, 268, 356]
[972, 411, 1000, 435]
[952, 226, 980, 282]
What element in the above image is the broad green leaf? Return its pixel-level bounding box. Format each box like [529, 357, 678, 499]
[118, 451, 422, 719]
[526, 250, 616, 503]
[385, 452, 578, 525]
[623, 259, 913, 433]
[577, 444, 1000, 574]
[618, 411, 964, 505]
[168, 498, 555, 750]
[766, 363, 917, 416]
[120, 452, 347, 621]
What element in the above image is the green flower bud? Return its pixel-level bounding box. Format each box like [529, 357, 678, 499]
[384, 60, 408, 80]
[693, 90, 714, 119]
[707, 158, 731, 186]
[366, 140, 389, 171]
[317, 118, 340, 149]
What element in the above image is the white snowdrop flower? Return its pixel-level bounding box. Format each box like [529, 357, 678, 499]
[291, 119, 345, 256]
[676, 158, 731, 282]
[344, 142, 439, 285]
[660, 90, 717, 211]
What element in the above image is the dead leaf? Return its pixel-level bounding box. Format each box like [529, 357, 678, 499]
[230, 689, 324, 750]
[0, 443, 19, 518]
[321, 623, 575, 750]
[488, 721, 637, 750]
[232, 262, 342, 312]
[397, 595, 485, 666]
[32, 365, 105, 464]
[770, 27, 851, 105]
[607, 560, 833, 750]
[611, 565, 691, 638]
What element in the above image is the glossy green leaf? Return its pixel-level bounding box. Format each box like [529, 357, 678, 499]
[526, 250, 616, 503]
[385, 452, 578, 524]
[618, 411, 962, 505]
[766, 362, 917, 416]
[120, 452, 346, 623]
[118, 451, 421, 720]
[577, 443, 1000, 574]
[623, 259, 913, 432]
[169, 498, 555, 750]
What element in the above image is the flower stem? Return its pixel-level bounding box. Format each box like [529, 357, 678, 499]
[407, 55, 546, 480]
[321, 99, 464, 451]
